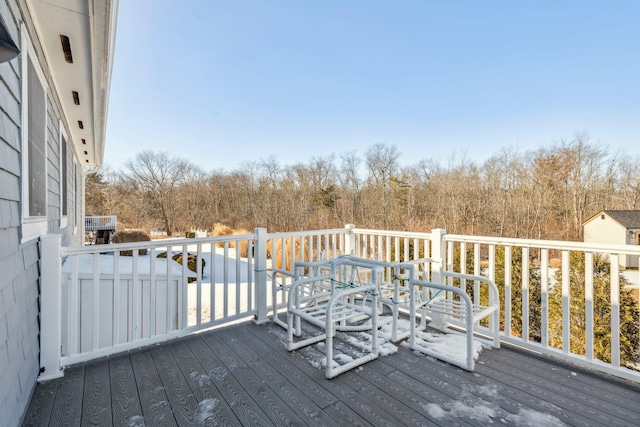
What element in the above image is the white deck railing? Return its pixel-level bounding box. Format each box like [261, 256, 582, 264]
[85, 215, 117, 231]
[39, 226, 640, 383]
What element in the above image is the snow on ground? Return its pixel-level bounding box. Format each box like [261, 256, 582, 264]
[622, 269, 640, 289]
[422, 379, 566, 426]
[194, 398, 220, 424]
[62, 253, 196, 277]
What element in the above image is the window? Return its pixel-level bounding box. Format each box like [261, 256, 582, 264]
[21, 25, 48, 242]
[60, 125, 68, 228]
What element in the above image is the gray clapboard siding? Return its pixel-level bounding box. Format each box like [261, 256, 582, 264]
[0, 1, 33, 415]
[0, 140, 20, 176]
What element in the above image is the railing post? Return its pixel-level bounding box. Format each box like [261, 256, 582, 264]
[253, 227, 269, 324]
[430, 228, 446, 283]
[429, 228, 448, 331]
[39, 234, 64, 381]
[344, 224, 356, 255]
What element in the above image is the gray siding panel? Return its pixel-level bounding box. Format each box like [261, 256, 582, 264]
[0, 227, 19, 260]
[0, 2, 40, 426]
[0, 139, 20, 176]
[0, 110, 20, 150]
[0, 76, 20, 123]
[0, 168, 19, 201]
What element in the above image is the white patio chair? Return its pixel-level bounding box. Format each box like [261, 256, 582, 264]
[286, 257, 384, 379]
[409, 271, 500, 371]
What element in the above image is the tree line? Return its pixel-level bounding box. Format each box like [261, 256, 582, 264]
[86, 131, 640, 239]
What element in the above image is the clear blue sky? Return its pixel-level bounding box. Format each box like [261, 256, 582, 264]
[104, 1, 640, 172]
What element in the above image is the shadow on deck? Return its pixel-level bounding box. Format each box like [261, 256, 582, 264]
[23, 320, 640, 426]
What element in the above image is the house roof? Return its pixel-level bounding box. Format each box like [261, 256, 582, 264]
[26, 0, 118, 166]
[584, 210, 640, 228]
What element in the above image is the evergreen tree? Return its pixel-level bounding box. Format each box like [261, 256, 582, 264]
[549, 252, 640, 365]
[493, 246, 543, 341]
[452, 245, 542, 340]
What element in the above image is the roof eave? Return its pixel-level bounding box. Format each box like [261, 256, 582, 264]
[26, 0, 118, 167]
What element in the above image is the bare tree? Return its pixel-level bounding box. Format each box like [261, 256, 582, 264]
[120, 150, 190, 235]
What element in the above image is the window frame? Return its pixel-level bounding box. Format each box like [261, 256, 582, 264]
[20, 24, 49, 243]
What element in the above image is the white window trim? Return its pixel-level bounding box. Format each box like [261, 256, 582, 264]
[20, 24, 49, 243]
[59, 121, 68, 229]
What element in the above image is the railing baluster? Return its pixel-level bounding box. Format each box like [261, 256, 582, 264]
[181, 244, 188, 328]
[460, 242, 467, 276]
[69, 255, 79, 355]
[236, 241, 241, 315]
[247, 240, 253, 312]
[224, 242, 229, 319]
[610, 254, 620, 368]
[485, 244, 495, 329]
[92, 252, 100, 351]
[113, 252, 121, 343]
[166, 245, 173, 333]
[150, 248, 156, 337]
[196, 243, 203, 326]
[561, 250, 570, 354]
[132, 250, 140, 341]
[522, 246, 529, 342]
[504, 245, 512, 337]
[540, 248, 548, 347]
[585, 251, 594, 360]
[210, 242, 216, 323]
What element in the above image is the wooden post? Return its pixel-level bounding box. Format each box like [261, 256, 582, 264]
[253, 227, 269, 324]
[39, 234, 64, 381]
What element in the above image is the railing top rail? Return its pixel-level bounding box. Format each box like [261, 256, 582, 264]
[62, 233, 255, 256]
[266, 228, 348, 239]
[352, 228, 434, 239]
[445, 233, 640, 255]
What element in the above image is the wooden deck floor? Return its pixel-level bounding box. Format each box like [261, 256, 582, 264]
[23, 320, 640, 426]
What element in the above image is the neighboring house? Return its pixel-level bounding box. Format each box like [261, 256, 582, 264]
[0, 1, 116, 425]
[583, 210, 640, 269]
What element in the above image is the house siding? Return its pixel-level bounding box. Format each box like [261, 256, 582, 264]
[0, 1, 86, 424]
[0, 2, 36, 424]
[583, 213, 637, 268]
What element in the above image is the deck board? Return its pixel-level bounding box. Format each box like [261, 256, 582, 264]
[130, 348, 176, 426]
[21, 377, 57, 426]
[477, 351, 636, 427]
[149, 344, 200, 425]
[187, 334, 274, 426]
[49, 364, 84, 427]
[203, 329, 308, 426]
[220, 326, 338, 426]
[23, 320, 640, 427]
[109, 353, 144, 426]
[168, 338, 243, 426]
[81, 358, 113, 426]
[490, 344, 640, 415]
